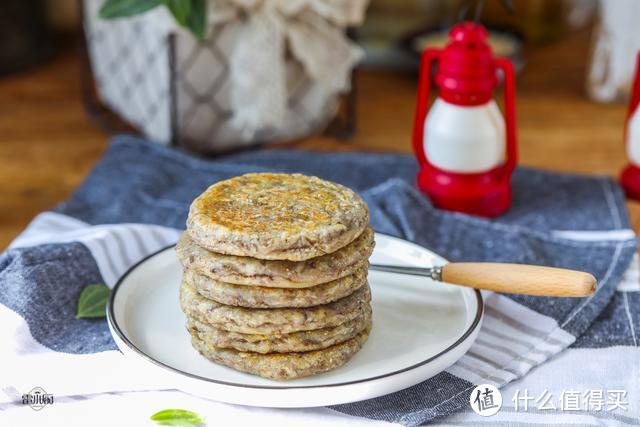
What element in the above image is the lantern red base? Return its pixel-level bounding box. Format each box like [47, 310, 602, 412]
[621, 164, 640, 199]
[416, 166, 511, 218]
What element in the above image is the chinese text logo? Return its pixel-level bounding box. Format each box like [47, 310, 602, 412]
[470, 384, 502, 416]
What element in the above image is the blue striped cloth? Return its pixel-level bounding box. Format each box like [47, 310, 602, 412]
[1, 136, 638, 426]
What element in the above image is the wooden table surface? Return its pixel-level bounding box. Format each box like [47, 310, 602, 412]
[1, 28, 639, 249]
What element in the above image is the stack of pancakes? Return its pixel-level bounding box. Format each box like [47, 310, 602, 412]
[176, 173, 375, 380]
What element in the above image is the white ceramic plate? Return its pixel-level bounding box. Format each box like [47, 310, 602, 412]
[107, 233, 483, 408]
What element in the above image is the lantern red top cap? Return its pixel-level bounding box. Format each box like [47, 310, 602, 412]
[436, 22, 498, 105]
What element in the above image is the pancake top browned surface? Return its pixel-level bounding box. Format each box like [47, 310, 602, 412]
[187, 173, 369, 260]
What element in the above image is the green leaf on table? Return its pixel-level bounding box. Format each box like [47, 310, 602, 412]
[99, 0, 163, 19]
[163, 0, 192, 26]
[76, 284, 110, 319]
[186, 0, 207, 39]
[150, 409, 205, 426]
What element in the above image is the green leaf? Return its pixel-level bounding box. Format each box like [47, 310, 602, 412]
[99, 0, 207, 40]
[76, 284, 110, 319]
[163, 0, 192, 26]
[150, 409, 204, 426]
[186, 0, 207, 39]
[99, 0, 163, 19]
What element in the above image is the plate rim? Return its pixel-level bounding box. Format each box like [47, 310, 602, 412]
[107, 233, 483, 391]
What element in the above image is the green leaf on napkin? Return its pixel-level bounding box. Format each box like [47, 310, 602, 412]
[150, 409, 205, 426]
[76, 284, 110, 319]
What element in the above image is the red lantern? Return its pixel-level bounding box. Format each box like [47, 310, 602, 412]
[412, 22, 518, 217]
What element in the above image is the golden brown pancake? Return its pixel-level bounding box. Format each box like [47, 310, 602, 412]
[189, 324, 371, 380]
[179, 280, 371, 335]
[187, 307, 371, 354]
[175, 227, 374, 288]
[183, 265, 368, 308]
[186, 173, 369, 261]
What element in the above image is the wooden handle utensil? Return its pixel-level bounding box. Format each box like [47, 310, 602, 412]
[369, 262, 596, 297]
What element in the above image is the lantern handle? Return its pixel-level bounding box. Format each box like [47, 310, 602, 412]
[494, 57, 518, 176]
[413, 49, 441, 166]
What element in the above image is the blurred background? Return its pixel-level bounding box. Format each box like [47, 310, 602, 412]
[2, 0, 640, 247]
